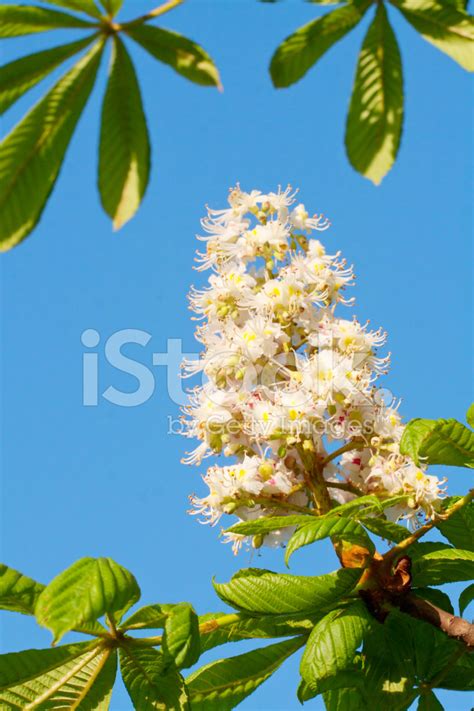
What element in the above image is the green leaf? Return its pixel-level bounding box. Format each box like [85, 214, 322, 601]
[438, 652, 474, 691]
[300, 601, 372, 693]
[411, 547, 474, 586]
[400, 417, 474, 467]
[213, 567, 361, 614]
[126, 24, 221, 87]
[0, 35, 96, 116]
[358, 516, 409, 543]
[466, 402, 474, 428]
[323, 686, 367, 710]
[226, 514, 314, 536]
[162, 603, 200, 670]
[0, 40, 103, 252]
[328, 494, 408, 517]
[418, 690, 446, 709]
[436, 500, 474, 551]
[459, 582, 474, 615]
[121, 603, 169, 631]
[0, 563, 44, 615]
[120, 646, 189, 710]
[285, 516, 374, 565]
[198, 612, 316, 654]
[35, 557, 140, 643]
[98, 36, 150, 230]
[186, 637, 305, 711]
[269, 3, 370, 88]
[393, 0, 474, 71]
[413, 587, 454, 614]
[0, 4, 95, 37]
[0, 642, 117, 709]
[40, 0, 103, 19]
[100, 0, 123, 17]
[0, 563, 105, 634]
[345, 2, 403, 185]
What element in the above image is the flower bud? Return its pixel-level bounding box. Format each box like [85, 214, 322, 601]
[258, 462, 274, 480]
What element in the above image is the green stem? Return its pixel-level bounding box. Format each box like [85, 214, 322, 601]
[126, 612, 242, 648]
[311, 461, 333, 515]
[122, 0, 183, 28]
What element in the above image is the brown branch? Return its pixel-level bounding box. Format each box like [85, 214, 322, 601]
[399, 594, 474, 648]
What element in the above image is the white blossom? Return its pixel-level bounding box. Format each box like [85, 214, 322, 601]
[182, 186, 446, 552]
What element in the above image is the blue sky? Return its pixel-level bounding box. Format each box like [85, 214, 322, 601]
[1, 0, 473, 708]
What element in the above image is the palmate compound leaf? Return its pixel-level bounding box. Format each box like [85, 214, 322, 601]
[0, 40, 104, 252]
[0, 642, 117, 709]
[400, 417, 474, 467]
[435, 497, 474, 551]
[0, 4, 95, 37]
[392, 0, 474, 72]
[119, 646, 189, 711]
[284, 516, 375, 565]
[0, 562, 106, 635]
[322, 686, 367, 711]
[466, 402, 474, 428]
[410, 547, 474, 586]
[213, 567, 361, 614]
[126, 24, 221, 88]
[35, 557, 140, 643]
[162, 603, 200, 670]
[458, 582, 474, 616]
[100, 0, 124, 17]
[38, 0, 104, 19]
[0, 34, 97, 116]
[121, 603, 170, 631]
[198, 612, 316, 654]
[412, 586, 454, 615]
[345, 2, 404, 185]
[300, 601, 372, 694]
[186, 636, 305, 711]
[98, 35, 150, 230]
[0, 563, 45, 615]
[369, 611, 473, 692]
[226, 514, 315, 536]
[269, 1, 371, 88]
[226, 496, 408, 538]
[357, 515, 410, 543]
[417, 691, 444, 710]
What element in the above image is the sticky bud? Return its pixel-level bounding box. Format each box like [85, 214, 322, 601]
[223, 502, 240, 514]
[277, 445, 287, 458]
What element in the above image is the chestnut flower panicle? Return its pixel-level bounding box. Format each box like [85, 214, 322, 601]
[181, 186, 446, 553]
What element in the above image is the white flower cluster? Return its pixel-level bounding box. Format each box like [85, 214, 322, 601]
[181, 186, 445, 553]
